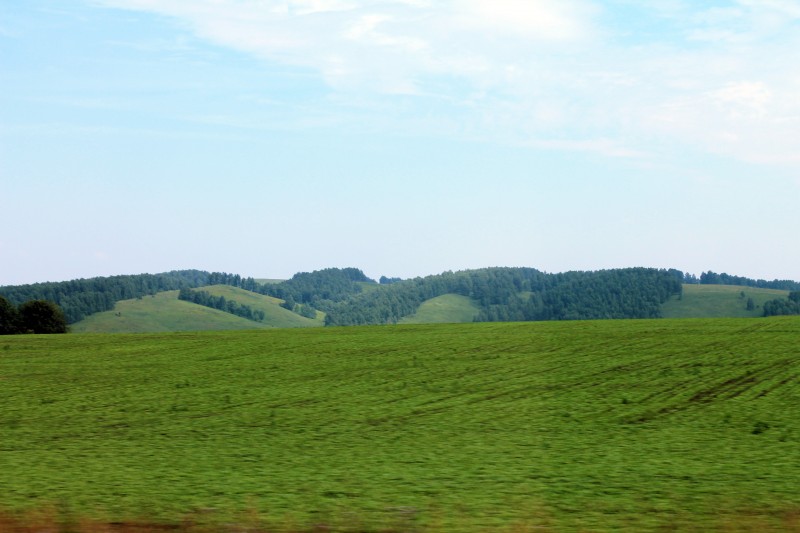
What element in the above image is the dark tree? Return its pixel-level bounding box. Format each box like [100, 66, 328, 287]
[0, 295, 21, 334]
[763, 293, 800, 317]
[18, 300, 68, 334]
[281, 295, 296, 311]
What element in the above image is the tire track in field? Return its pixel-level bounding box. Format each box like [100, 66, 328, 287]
[622, 358, 800, 424]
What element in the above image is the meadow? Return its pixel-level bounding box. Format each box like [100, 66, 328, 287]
[1, 318, 800, 531]
[662, 284, 788, 318]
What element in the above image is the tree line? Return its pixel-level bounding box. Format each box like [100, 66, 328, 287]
[177, 288, 265, 322]
[691, 271, 800, 291]
[0, 297, 68, 334]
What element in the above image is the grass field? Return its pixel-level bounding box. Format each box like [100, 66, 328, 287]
[71, 287, 321, 333]
[2, 318, 800, 531]
[399, 294, 480, 324]
[662, 284, 789, 318]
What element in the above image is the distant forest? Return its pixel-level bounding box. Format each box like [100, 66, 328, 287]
[2, 267, 798, 326]
[320, 267, 684, 325]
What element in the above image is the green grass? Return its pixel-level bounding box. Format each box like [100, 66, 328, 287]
[399, 294, 480, 324]
[662, 284, 789, 318]
[2, 318, 800, 531]
[70, 287, 322, 333]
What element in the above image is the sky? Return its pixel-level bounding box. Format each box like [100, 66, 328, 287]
[1, 0, 799, 285]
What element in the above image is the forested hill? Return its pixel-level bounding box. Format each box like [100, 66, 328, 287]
[0, 270, 218, 323]
[4, 266, 797, 328]
[323, 267, 684, 325]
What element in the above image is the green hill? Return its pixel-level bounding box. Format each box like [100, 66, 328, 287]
[399, 294, 480, 324]
[2, 318, 800, 531]
[662, 284, 789, 318]
[71, 287, 321, 333]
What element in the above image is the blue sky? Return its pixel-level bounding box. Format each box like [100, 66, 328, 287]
[1, 0, 799, 285]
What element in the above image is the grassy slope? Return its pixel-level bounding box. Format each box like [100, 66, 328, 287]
[71, 287, 321, 333]
[69, 291, 272, 333]
[399, 294, 480, 324]
[200, 285, 324, 327]
[2, 318, 800, 531]
[662, 284, 788, 318]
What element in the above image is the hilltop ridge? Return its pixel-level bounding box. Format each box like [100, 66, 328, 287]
[2, 267, 799, 333]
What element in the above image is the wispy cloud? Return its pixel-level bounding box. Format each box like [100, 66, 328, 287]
[92, 0, 800, 166]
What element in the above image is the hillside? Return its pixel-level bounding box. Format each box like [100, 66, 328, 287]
[662, 284, 789, 318]
[198, 285, 324, 326]
[71, 287, 320, 333]
[2, 318, 800, 531]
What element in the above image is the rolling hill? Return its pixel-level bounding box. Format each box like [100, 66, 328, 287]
[71, 287, 320, 333]
[69, 283, 796, 333]
[2, 318, 799, 531]
[5, 267, 799, 332]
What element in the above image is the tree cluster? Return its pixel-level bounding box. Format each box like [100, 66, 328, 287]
[178, 288, 265, 322]
[261, 268, 373, 312]
[0, 296, 68, 334]
[763, 291, 800, 317]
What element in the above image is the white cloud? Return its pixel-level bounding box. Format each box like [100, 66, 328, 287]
[457, 0, 594, 40]
[711, 81, 772, 119]
[93, 0, 800, 167]
[737, 0, 800, 18]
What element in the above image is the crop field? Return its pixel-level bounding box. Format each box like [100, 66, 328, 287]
[1, 318, 800, 531]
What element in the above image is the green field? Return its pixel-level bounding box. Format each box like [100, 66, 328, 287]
[399, 294, 480, 324]
[662, 284, 789, 318]
[2, 318, 800, 531]
[71, 287, 321, 333]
